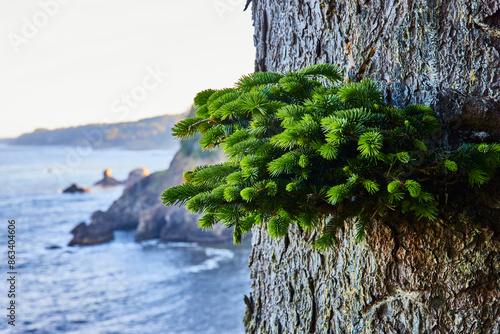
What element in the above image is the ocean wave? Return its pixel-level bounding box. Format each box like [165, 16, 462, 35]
[184, 247, 235, 274]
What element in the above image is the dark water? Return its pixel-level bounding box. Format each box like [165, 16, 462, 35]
[0, 145, 251, 334]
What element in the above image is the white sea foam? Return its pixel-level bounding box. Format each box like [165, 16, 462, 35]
[185, 247, 235, 273]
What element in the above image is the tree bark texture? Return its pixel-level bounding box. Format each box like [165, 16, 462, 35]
[244, 0, 500, 333]
[252, 0, 500, 142]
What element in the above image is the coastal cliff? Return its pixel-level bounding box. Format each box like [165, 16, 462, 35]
[69, 133, 232, 246]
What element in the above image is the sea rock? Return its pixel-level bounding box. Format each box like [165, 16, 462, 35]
[62, 183, 90, 193]
[123, 167, 150, 187]
[68, 221, 113, 246]
[94, 169, 121, 187]
[94, 167, 150, 188]
[135, 204, 232, 244]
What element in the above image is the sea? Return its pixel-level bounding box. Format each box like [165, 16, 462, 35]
[0, 144, 252, 334]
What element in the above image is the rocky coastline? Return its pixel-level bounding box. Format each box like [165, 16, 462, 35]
[94, 167, 150, 187]
[69, 144, 232, 246]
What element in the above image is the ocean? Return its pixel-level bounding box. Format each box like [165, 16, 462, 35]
[0, 145, 252, 334]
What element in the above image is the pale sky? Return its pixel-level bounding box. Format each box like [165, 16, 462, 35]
[0, 0, 255, 138]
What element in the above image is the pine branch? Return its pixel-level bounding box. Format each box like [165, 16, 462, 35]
[163, 63, 500, 249]
[188, 118, 215, 131]
[244, 0, 252, 11]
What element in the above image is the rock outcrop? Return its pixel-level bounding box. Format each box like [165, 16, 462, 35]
[69, 140, 230, 246]
[124, 167, 150, 187]
[136, 204, 232, 243]
[94, 168, 121, 187]
[94, 167, 150, 187]
[62, 183, 90, 193]
[69, 221, 113, 246]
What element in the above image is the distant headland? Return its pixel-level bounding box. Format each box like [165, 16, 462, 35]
[1, 114, 184, 150]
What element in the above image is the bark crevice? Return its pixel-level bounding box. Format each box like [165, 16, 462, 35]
[308, 277, 317, 334]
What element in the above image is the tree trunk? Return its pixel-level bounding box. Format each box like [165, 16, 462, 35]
[244, 1, 500, 333]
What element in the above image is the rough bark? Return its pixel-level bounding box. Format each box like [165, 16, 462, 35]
[252, 0, 500, 142]
[245, 213, 500, 333]
[245, 0, 500, 333]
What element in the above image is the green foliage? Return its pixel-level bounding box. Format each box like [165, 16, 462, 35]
[363, 180, 380, 194]
[387, 181, 401, 194]
[444, 160, 458, 172]
[162, 64, 500, 248]
[358, 131, 383, 158]
[404, 180, 421, 198]
[268, 215, 290, 239]
[240, 187, 258, 201]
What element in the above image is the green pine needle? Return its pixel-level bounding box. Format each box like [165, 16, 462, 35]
[194, 89, 216, 107]
[387, 181, 401, 194]
[296, 63, 343, 82]
[198, 213, 217, 230]
[404, 180, 421, 198]
[268, 216, 290, 238]
[358, 131, 383, 158]
[327, 184, 350, 205]
[237, 72, 284, 91]
[240, 187, 259, 202]
[223, 186, 241, 202]
[445, 160, 458, 172]
[363, 180, 380, 194]
[468, 168, 489, 186]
